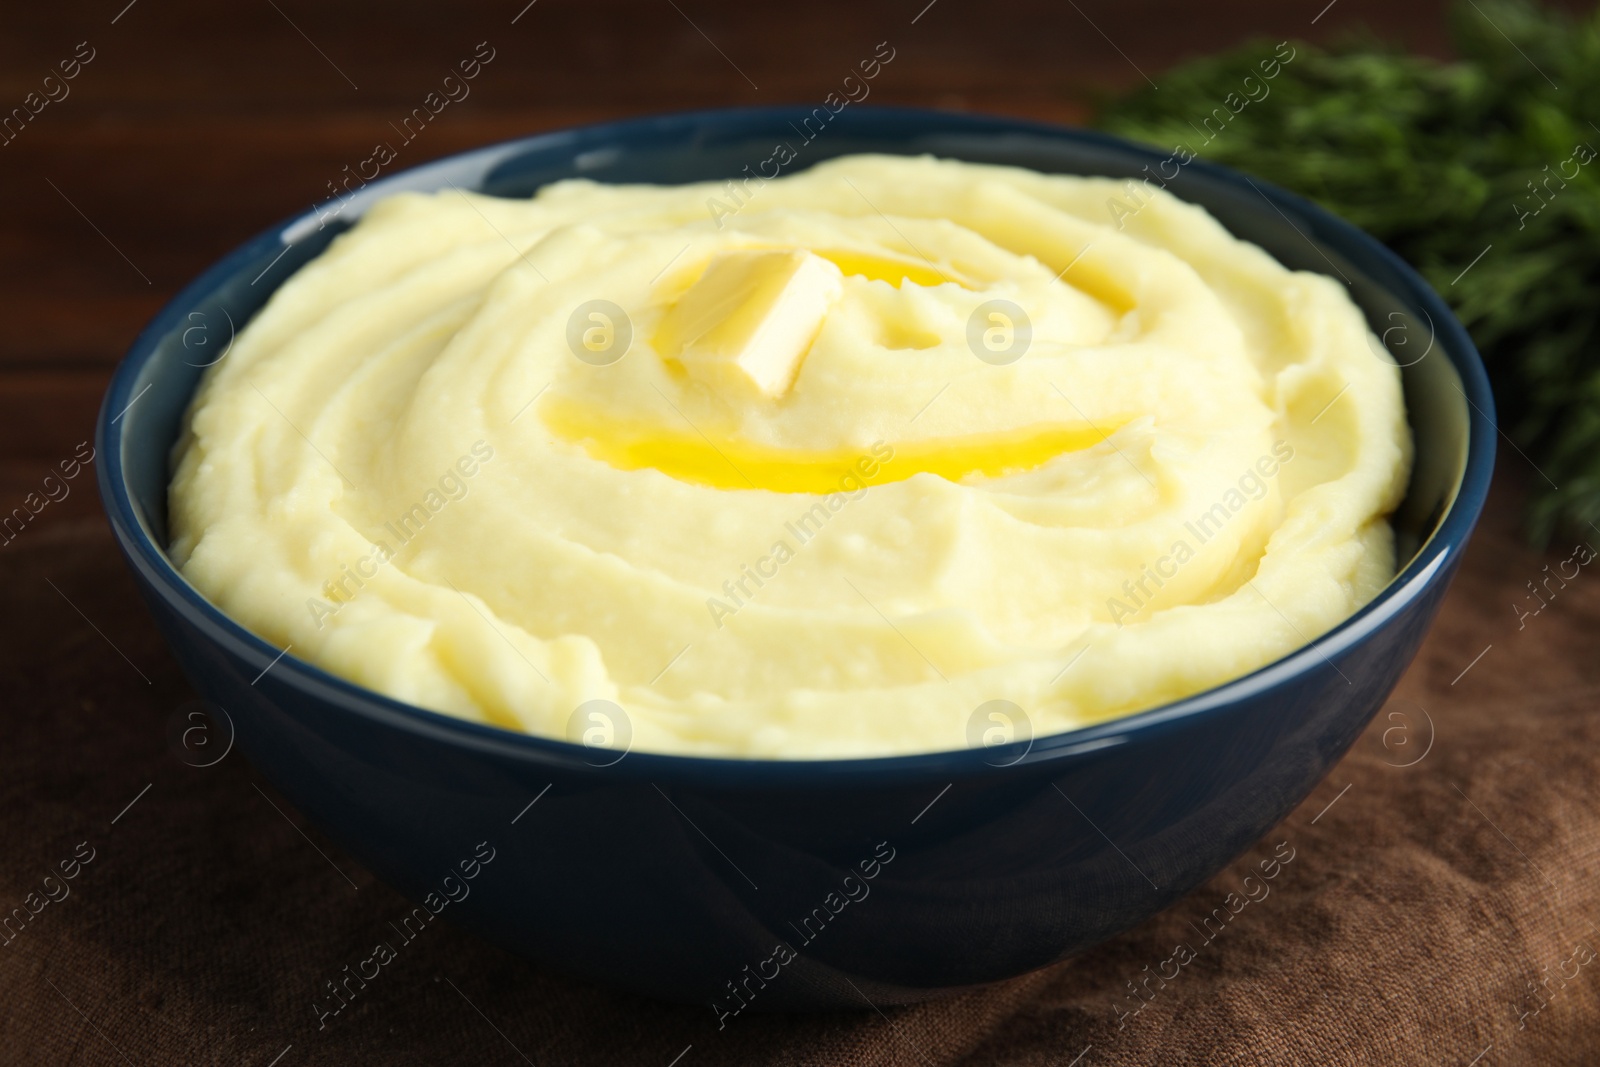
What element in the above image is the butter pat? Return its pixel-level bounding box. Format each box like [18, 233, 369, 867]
[658, 249, 843, 397]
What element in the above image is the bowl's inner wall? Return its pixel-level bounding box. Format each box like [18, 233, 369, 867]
[119, 111, 1466, 579]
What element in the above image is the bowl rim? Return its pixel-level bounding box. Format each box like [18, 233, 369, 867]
[97, 104, 1497, 787]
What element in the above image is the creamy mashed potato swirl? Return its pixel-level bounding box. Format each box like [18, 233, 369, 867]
[169, 154, 1411, 758]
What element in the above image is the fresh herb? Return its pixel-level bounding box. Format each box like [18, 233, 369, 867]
[1096, 0, 1600, 544]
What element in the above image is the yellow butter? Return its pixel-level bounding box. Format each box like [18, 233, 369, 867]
[542, 398, 1124, 493]
[657, 249, 843, 398]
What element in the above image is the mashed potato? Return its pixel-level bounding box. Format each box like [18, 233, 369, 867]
[169, 154, 1411, 758]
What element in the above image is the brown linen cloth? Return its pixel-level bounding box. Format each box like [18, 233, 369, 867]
[2, 469, 1597, 1066]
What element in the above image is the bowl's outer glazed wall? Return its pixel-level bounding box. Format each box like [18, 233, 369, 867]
[98, 107, 1493, 1011]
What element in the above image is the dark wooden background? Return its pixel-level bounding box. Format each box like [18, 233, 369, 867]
[9, 4, 1600, 1065]
[0, 0, 1564, 533]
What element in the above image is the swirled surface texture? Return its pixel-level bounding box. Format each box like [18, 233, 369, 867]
[169, 154, 1411, 757]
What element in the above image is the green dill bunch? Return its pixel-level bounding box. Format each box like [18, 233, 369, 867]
[1097, 0, 1600, 545]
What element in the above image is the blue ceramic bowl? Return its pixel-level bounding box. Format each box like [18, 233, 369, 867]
[98, 107, 1493, 1012]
